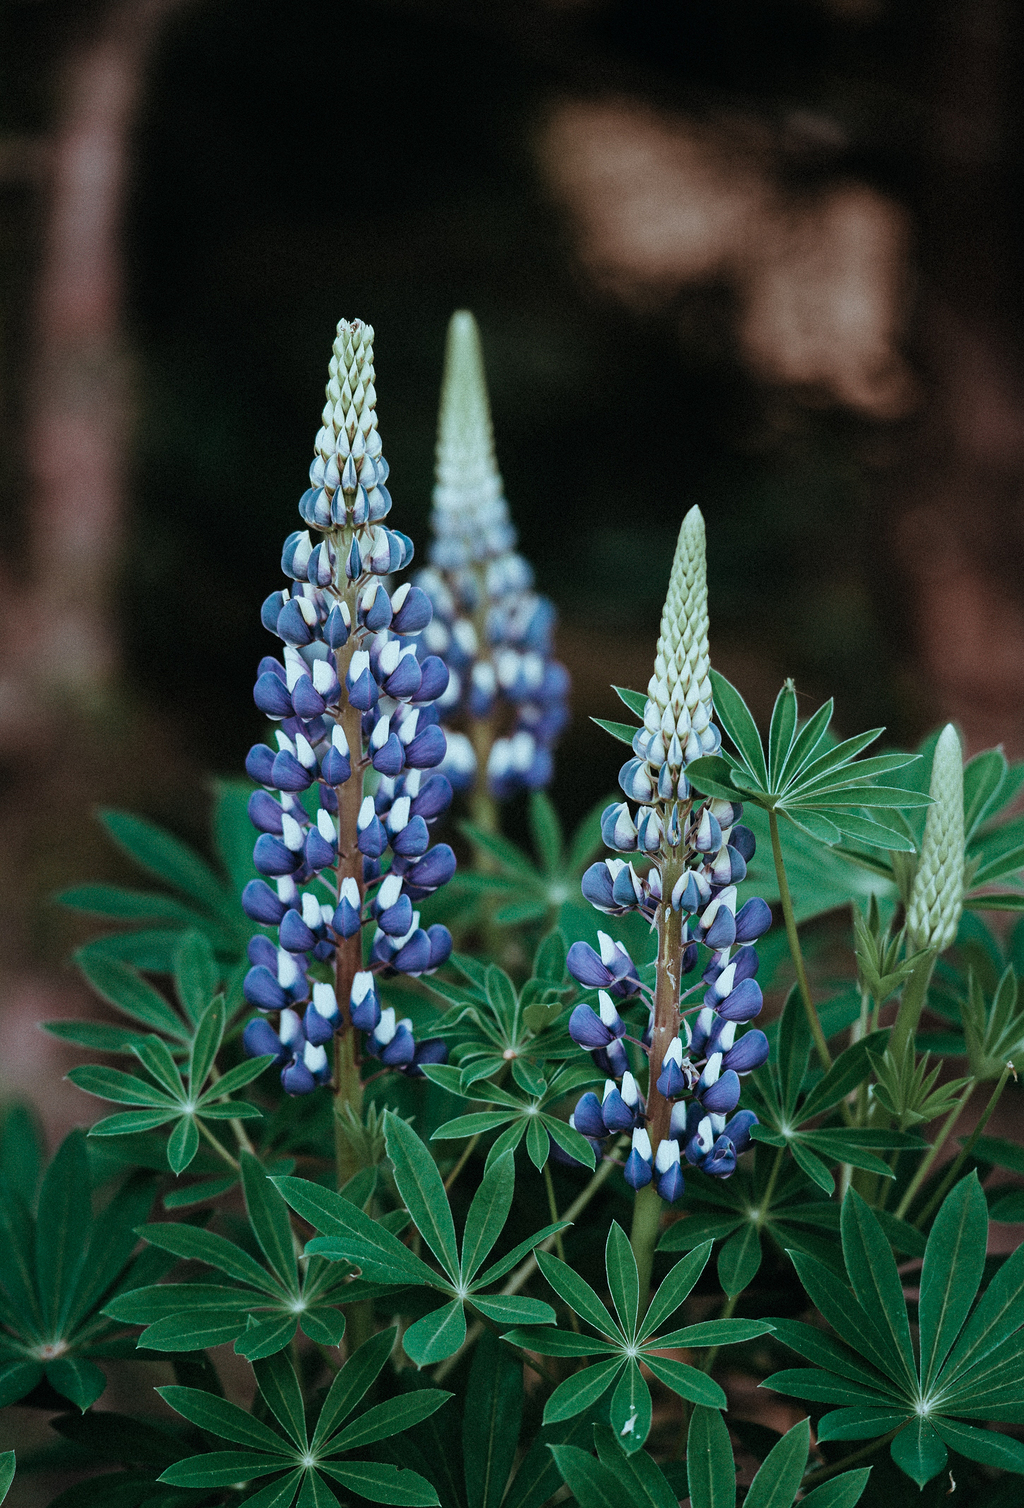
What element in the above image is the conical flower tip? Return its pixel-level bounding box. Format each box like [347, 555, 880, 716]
[647, 506, 712, 731]
[430, 309, 514, 564]
[907, 722, 965, 953]
[436, 311, 494, 465]
[318, 318, 379, 457]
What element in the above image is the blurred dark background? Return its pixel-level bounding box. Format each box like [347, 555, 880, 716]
[1, 0, 1024, 1121]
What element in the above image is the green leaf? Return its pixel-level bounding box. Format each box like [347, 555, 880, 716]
[717, 1224, 762, 1296]
[591, 718, 642, 747]
[46, 1357, 107, 1411]
[525, 1112, 549, 1171]
[136, 1221, 277, 1291]
[604, 1222, 640, 1341]
[175, 931, 219, 1027]
[535, 1250, 620, 1339]
[471, 1220, 571, 1288]
[643, 1355, 726, 1408]
[166, 1116, 199, 1175]
[235, 1314, 299, 1361]
[777, 698, 835, 788]
[766, 1319, 901, 1396]
[937, 1237, 1024, 1386]
[470, 1295, 555, 1328]
[404, 1301, 467, 1368]
[592, 1426, 678, 1508]
[74, 954, 186, 1039]
[800, 1472, 871, 1508]
[534, 929, 567, 984]
[654, 1319, 774, 1349]
[640, 1241, 713, 1338]
[158, 1383, 290, 1451]
[159, 1451, 290, 1488]
[609, 1358, 651, 1451]
[57, 883, 210, 924]
[89, 1109, 178, 1136]
[543, 1115, 597, 1171]
[99, 809, 232, 917]
[768, 682, 799, 789]
[68, 1065, 176, 1110]
[330, 1391, 451, 1453]
[761, 1370, 896, 1408]
[786, 1251, 906, 1384]
[35, 1130, 92, 1332]
[188, 996, 225, 1093]
[709, 670, 769, 787]
[613, 685, 647, 719]
[499, 1328, 616, 1358]
[657, 1215, 742, 1253]
[242, 1152, 298, 1294]
[134, 1035, 186, 1099]
[0, 1362, 41, 1408]
[235, 1471, 305, 1508]
[312, 1328, 397, 1448]
[0, 1451, 14, 1508]
[547, 1447, 623, 1508]
[137, 1312, 249, 1351]
[797, 1032, 889, 1124]
[839, 1190, 916, 1390]
[743, 1418, 809, 1508]
[205, 1054, 274, 1098]
[543, 1357, 623, 1424]
[300, 1306, 347, 1347]
[528, 792, 562, 873]
[890, 1419, 947, 1488]
[919, 1173, 988, 1390]
[43, 1020, 153, 1056]
[463, 1330, 522, 1508]
[686, 1404, 736, 1508]
[319, 1460, 440, 1507]
[384, 1112, 459, 1281]
[65, 1172, 156, 1329]
[275, 1177, 437, 1285]
[932, 1417, 1024, 1474]
[816, 1407, 907, 1441]
[254, 1350, 308, 1448]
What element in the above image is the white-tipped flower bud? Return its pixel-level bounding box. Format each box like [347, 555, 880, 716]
[907, 723, 965, 953]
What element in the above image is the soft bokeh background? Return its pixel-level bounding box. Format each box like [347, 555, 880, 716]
[1, 0, 1024, 1129]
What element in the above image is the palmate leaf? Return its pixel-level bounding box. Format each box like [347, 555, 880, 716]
[766, 1176, 1024, 1487]
[686, 671, 925, 853]
[159, 1334, 446, 1507]
[506, 1236, 771, 1453]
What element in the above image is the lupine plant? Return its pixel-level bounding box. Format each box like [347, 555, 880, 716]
[7, 315, 1024, 1508]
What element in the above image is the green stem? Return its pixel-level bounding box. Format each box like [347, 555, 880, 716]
[888, 950, 936, 1069]
[630, 1183, 664, 1315]
[767, 808, 831, 1071]
[699, 1292, 738, 1376]
[196, 1118, 240, 1171]
[207, 1066, 256, 1156]
[894, 1077, 975, 1222]
[469, 1302, 559, 1385]
[914, 1064, 1012, 1227]
[444, 1134, 480, 1192]
[433, 1138, 627, 1382]
[800, 1426, 903, 1488]
[544, 1162, 568, 1265]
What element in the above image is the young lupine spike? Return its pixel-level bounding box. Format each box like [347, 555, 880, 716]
[242, 320, 455, 1096]
[415, 310, 569, 800]
[906, 723, 965, 954]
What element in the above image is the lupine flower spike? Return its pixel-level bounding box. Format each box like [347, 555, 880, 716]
[414, 311, 569, 814]
[906, 722, 965, 954]
[241, 320, 455, 1099]
[567, 507, 771, 1204]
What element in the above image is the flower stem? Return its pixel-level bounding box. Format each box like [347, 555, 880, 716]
[630, 1183, 664, 1314]
[894, 1076, 975, 1222]
[913, 1064, 1012, 1227]
[887, 950, 936, 1069]
[767, 808, 831, 1071]
[444, 1133, 480, 1192]
[800, 1427, 903, 1488]
[196, 1118, 240, 1171]
[699, 1292, 738, 1376]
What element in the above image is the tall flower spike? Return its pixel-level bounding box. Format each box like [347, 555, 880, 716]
[415, 310, 569, 805]
[906, 723, 965, 953]
[242, 320, 454, 1110]
[568, 506, 771, 1210]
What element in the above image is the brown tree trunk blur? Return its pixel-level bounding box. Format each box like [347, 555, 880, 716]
[896, 0, 1024, 757]
[0, 0, 186, 744]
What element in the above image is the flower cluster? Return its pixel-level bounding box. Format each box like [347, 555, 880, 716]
[240, 320, 454, 1093]
[413, 312, 569, 798]
[565, 917, 769, 1199]
[566, 507, 771, 1200]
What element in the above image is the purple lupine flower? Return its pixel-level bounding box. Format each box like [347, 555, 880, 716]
[240, 321, 457, 1093]
[413, 312, 569, 802]
[563, 507, 771, 1198]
